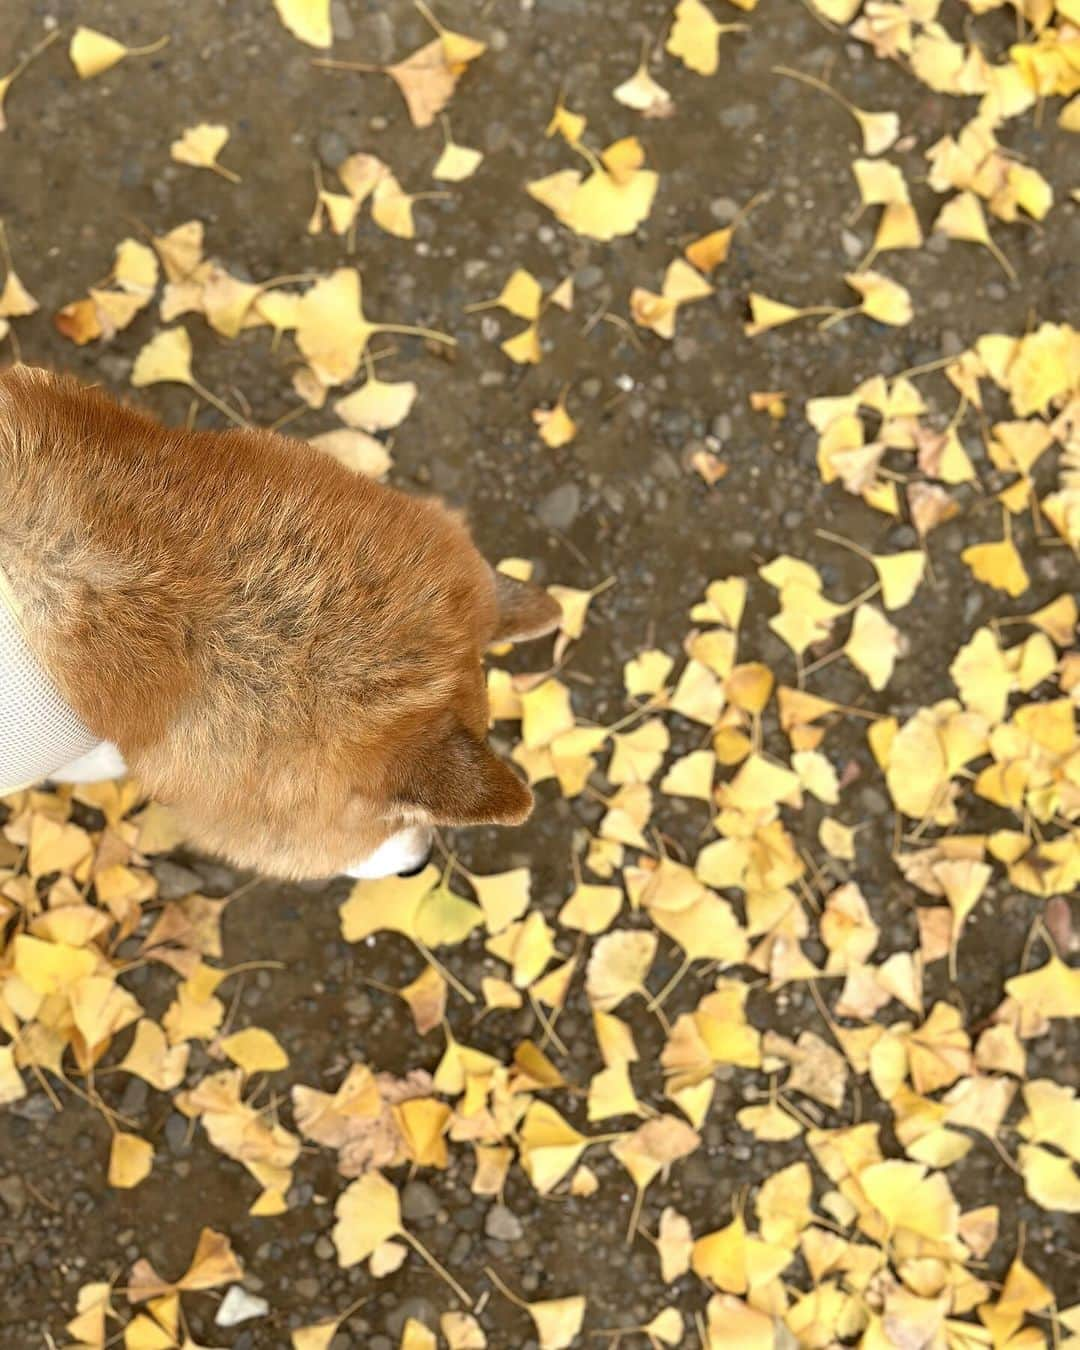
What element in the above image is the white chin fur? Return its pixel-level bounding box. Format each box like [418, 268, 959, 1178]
[51, 741, 128, 784]
[345, 825, 433, 880]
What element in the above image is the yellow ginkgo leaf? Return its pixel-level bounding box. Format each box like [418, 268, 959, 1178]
[371, 175, 422, 239]
[613, 56, 673, 117]
[310, 429, 392, 480]
[170, 123, 240, 182]
[12, 934, 96, 996]
[0, 1045, 26, 1107]
[333, 1172, 402, 1266]
[961, 533, 1030, 598]
[463, 866, 530, 934]
[65, 1282, 113, 1347]
[131, 327, 194, 387]
[547, 275, 574, 311]
[745, 292, 834, 336]
[692, 1213, 792, 1293]
[873, 200, 923, 254]
[273, 0, 333, 48]
[819, 817, 856, 861]
[414, 3, 485, 68]
[564, 162, 659, 242]
[501, 322, 542, 364]
[612, 1115, 701, 1196]
[601, 135, 646, 184]
[666, 0, 745, 76]
[128, 1227, 244, 1302]
[1018, 1081, 1080, 1160]
[559, 881, 623, 935]
[335, 375, 418, 432]
[486, 910, 557, 988]
[1005, 956, 1080, 1020]
[395, 1098, 451, 1169]
[685, 228, 734, 273]
[933, 191, 1016, 281]
[1017, 1145, 1080, 1213]
[108, 1131, 154, 1189]
[487, 1268, 586, 1350]
[873, 550, 926, 609]
[609, 719, 670, 785]
[669, 659, 725, 724]
[124, 1313, 174, 1349]
[309, 188, 359, 236]
[399, 965, 446, 1035]
[588, 1061, 643, 1121]
[546, 97, 587, 145]
[545, 580, 612, 643]
[532, 394, 577, 447]
[372, 38, 468, 129]
[736, 1100, 803, 1142]
[586, 929, 657, 1010]
[518, 1102, 589, 1194]
[401, 1318, 437, 1350]
[852, 157, 910, 207]
[120, 1020, 190, 1091]
[292, 1322, 339, 1350]
[520, 679, 575, 748]
[660, 749, 716, 801]
[720, 753, 800, 812]
[218, 1027, 289, 1075]
[624, 648, 675, 699]
[69, 26, 169, 79]
[854, 108, 900, 156]
[632, 258, 713, 338]
[792, 749, 839, 804]
[704, 1294, 778, 1348]
[433, 137, 483, 181]
[481, 976, 523, 1010]
[845, 603, 901, 690]
[441, 1312, 487, 1349]
[470, 268, 543, 321]
[859, 1160, 959, 1240]
[153, 218, 205, 283]
[0, 268, 37, 318]
[844, 270, 913, 326]
[524, 1296, 588, 1350]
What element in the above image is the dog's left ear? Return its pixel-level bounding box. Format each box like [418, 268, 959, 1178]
[492, 571, 562, 643]
[397, 718, 533, 827]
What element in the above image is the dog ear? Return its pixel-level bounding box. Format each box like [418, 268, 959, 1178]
[397, 719, 533, 827]
[492, 571, 562, 642]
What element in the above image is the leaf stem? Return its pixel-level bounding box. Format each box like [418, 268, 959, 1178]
[188, 377, 249, 427]
[127, 35, 171, 58]
[404, 1230, 472, 1305]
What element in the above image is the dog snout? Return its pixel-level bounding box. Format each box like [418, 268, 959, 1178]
[397, 840, 435, 877]
[343, 825, 434, 881]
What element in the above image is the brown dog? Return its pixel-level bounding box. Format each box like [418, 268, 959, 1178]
[0, 364, 560, 879]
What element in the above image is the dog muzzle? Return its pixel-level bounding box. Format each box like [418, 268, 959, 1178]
[0, 564, 102, 796]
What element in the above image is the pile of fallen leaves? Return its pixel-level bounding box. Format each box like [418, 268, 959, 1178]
[2, 0, 1080, 1345]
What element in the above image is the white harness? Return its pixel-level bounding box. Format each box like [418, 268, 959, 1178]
[0, 564, 103, 795]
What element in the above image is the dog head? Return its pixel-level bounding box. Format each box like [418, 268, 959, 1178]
[337, 515, 562, 881]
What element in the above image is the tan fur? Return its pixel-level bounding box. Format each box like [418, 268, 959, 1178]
[0, 364, 560, 878]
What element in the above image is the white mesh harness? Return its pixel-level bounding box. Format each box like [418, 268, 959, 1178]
[0, 563, 101, 795]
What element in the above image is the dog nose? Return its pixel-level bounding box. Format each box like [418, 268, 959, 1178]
[397, 843, 434, 878]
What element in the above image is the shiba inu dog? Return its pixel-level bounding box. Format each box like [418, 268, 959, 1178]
[0, 364, 560, 880]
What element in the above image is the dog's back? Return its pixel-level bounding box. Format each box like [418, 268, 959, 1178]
[0, 364, 507, 875]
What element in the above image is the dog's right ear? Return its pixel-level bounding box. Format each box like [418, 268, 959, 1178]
[394, 717, 533, 827]
[492, 571, 562, 643]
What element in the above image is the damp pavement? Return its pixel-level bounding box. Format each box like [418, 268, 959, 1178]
[1, 0, 1078, 1345]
